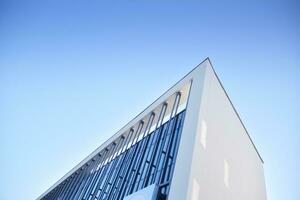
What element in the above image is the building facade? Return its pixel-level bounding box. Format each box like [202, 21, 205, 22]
[37, 58, 267, 200]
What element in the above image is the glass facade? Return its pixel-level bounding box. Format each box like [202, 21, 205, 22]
[42, 110, 186, 200]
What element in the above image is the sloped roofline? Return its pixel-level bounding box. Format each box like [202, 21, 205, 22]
[36, 57, 263, 200]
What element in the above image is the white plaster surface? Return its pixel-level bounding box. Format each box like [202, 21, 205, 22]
[169, 59, 266, 200]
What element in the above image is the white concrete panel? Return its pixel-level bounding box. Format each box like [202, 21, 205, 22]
[186, 63, 266, 200]
[169, 59, 266, 200]
[168, 59, 209, 200]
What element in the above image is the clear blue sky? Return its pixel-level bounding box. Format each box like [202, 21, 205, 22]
[0, 0, 299, 199]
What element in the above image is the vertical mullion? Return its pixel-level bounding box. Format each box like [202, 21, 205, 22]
[92, 155, 118, 199]
[117, 104, 167, 199]
[86, 159, 112, 200]
[150, 93, 181, 185]
[109, 143, 137, 199]
[86, 141, 119, 199]
[84, 157, 110, 199]
[136, 114, 165, 191]
[62, 171, 81, 200]
[81, 148, 110, 199]
[76, 153, 104, 200]
[117, 122, 145, 198]
[106, 143, 131, 199]
[142, 103, 169, 188]
[154, 93, 181, 185]
[109, 128, 138, 199]
[55, 180, 68, 199]
[60, 175, 76, 199]
[53, 180, 67, 200]
[136, 129, 158, 191]
[60, 178, 73, 199]
[161, 113, 182, 184]
[68, 159, 96, 200]
[97, 139, 123, 199]
[125, 113, 155, 195]
[156, 115, 179, 185]
[103, 148, 128, 199]
[71, 156, 100, 200]
[48, 186, 57, 199]
[68, 166, 90, 199]
[115, 142, 140, 199]
[163, 111, 186, 195]
[46, 187, 56, 199]
[149, 120, 170, 185]
[122, 124, 150, 196]
[92, 136, 126, 199]
[109, 149, 132, 200]
[47, 188, 55, 199]
[63, 168, 84, 199]
[114, 121, 148, 200]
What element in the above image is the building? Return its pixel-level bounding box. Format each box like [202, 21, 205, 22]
[37, 58, 267, 200]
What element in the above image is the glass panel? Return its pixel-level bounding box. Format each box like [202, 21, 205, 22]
[42, 110, 186, 200]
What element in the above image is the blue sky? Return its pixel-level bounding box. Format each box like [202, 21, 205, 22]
[0, 0, 299, 199]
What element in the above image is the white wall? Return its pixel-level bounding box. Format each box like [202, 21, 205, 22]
[168, 61, 207, 200]
[169, 60, 267, 200]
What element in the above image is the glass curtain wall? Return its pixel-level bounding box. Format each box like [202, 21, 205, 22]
[42, 109, 186, 200]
